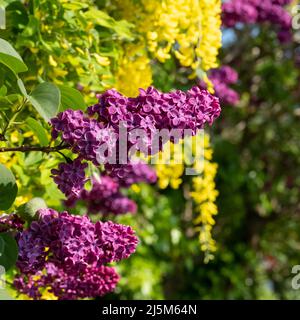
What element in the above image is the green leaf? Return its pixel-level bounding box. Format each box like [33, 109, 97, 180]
[21, 16, 39, 38]
[24, 151, 43, 166]
[5, 1, 28, 30]
[84, 9, 116, 29]
[113, 20, 134, 39]
[26, 117, 49, 147]
[0, 233, 18, 271]
[28, 82, 60, 122]
[0, 93, 22, 105]
[0, 38, 28, 75]
[84, 10, 133, 39]
[58, 85, 86, 111]
[0, 164, 18, 210]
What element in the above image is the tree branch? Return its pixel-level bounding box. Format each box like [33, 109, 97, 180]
[0, 144, 69, 153]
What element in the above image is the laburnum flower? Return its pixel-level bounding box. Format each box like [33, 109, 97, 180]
[14, 208, 138, 299]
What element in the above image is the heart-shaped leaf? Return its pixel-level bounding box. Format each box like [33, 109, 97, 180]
[58, 85, 86, 111]
[0, 38, 28, 75]
[0, 164, 18, 210]
[28, 82, 60, 122]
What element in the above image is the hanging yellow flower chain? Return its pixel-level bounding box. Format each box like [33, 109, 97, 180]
[190, 134, 219, 263]
[154, 134, 219, 261]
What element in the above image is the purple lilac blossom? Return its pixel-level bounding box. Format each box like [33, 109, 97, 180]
[14, 263, 119, 300]
[63, 161, 156, 215]
[0, 213, 24, 232]
[51, 158, 88, 198]
[105, 162, 157, 187]
[51, 86, 220, 167]
[50, 110, 116, 166]
[17, 208, 139, 274]
[200, 66, 240, 106]
[50, 86, 215, 206]
[14, 208, 138, 299]
[222, 0, 293, 43]
[79, 176, 137, 215]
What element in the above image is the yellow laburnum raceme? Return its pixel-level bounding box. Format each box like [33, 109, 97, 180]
[115, 44, 153, 97]
[154, 141, 184, 189]
[196, 0, 222, 71]
[190, 134, 219, 263]
[112, 0, 222, 72]
[154, 134, 219, 261]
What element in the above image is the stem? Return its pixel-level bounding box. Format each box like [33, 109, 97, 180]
[56, 150, 72, 163]
[0, 98, 26, 140]
[0, 144, 69, 153]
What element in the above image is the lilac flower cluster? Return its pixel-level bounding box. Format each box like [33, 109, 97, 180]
[54, 160, 156, 215]
[105, 162, 157, 187]
[200, 66, 240, 106]
[65, 162, 157, 215]
[14, 263, 119, 300]
[51, 86, 220, 167]
[51, 158, 87, 198]
[51, 110, 116, 166]
[222, 0, 293, 43]
[14, 208, 138, 299]
[79, 176, 138, 215]
[0, 213, 24, 233]
[88, 87, 220, 151]
[50, 86, 215, 214]
[67, 161, 157, 215]
[209, 66, 238, 84]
